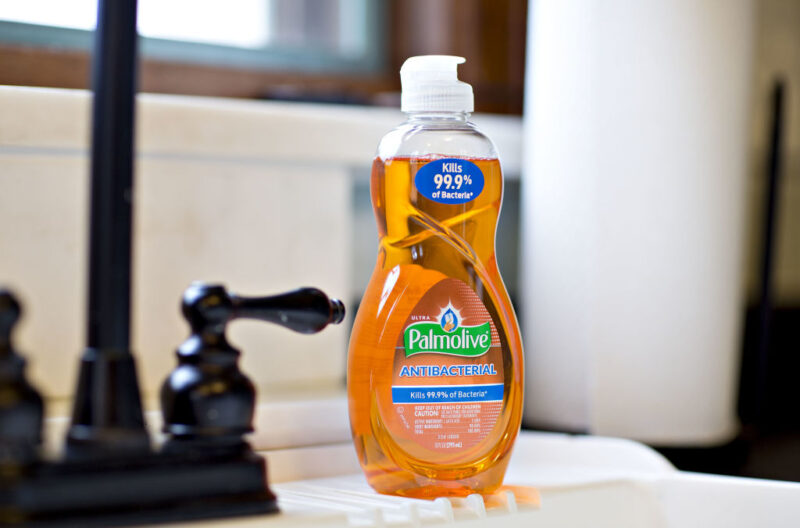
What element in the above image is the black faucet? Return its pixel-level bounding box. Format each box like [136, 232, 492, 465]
[0, 0, 345, 523]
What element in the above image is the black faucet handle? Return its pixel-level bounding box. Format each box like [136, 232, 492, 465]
[0, 287, 44, 465]
[0, 289, 21, 353]
[181, 282, 345, 338]
[163, 283, 345, 446]
[231, 288, 345, 334]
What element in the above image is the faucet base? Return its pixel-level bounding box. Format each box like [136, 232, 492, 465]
[0, 447, 277, 526]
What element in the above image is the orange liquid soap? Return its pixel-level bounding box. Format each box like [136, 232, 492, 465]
[347, 53, 523, 500]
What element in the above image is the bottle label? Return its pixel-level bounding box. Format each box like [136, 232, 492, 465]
[414, 158, 485, 204]
[391, 278, 503, 453]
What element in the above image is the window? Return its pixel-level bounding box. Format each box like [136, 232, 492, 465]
[0, 0, 383, 73]
[0, 0, 526, 114]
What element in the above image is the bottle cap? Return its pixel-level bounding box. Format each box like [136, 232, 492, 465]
[400, 55, 474, 113]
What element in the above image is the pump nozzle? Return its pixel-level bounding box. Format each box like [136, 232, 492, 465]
[400, 55, 474, 113]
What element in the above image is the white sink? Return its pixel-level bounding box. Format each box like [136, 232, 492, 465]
[169, 430, 800, 527]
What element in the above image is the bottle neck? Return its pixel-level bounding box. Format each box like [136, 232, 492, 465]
[405, 111, 470, 123]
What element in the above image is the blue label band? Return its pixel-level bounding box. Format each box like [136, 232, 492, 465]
[392, 383, 503, 403]
[414, 158, 485, 205]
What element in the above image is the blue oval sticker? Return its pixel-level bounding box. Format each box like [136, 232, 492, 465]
[414, 158, 484, 205]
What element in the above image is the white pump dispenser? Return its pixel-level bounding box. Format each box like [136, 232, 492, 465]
[399, 55, 474, 113]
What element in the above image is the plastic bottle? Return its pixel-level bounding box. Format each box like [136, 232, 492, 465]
[348, 56, 524, 498]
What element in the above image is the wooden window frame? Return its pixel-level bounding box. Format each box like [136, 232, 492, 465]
[0, 0, 526, 115]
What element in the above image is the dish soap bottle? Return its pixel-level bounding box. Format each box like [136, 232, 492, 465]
[348, 55, 524, 498]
